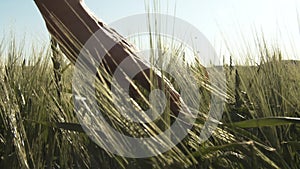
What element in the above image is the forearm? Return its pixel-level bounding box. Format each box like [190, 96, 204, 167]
[34, 0, 182, 116]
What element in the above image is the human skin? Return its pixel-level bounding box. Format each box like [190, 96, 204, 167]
[34, 0, 182, 116]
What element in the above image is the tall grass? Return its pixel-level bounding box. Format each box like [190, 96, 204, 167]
[1, 31, 300, 168]
[1, 5, 300, 169]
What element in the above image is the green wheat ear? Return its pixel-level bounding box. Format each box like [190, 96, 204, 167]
[0, 0, 299, 169]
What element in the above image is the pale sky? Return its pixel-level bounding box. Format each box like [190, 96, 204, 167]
[1, 0, 300, 64]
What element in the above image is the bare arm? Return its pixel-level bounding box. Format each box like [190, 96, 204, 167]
[34, 0, 182, 116]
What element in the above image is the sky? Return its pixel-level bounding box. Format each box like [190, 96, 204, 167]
[1, 0, 300, 64]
